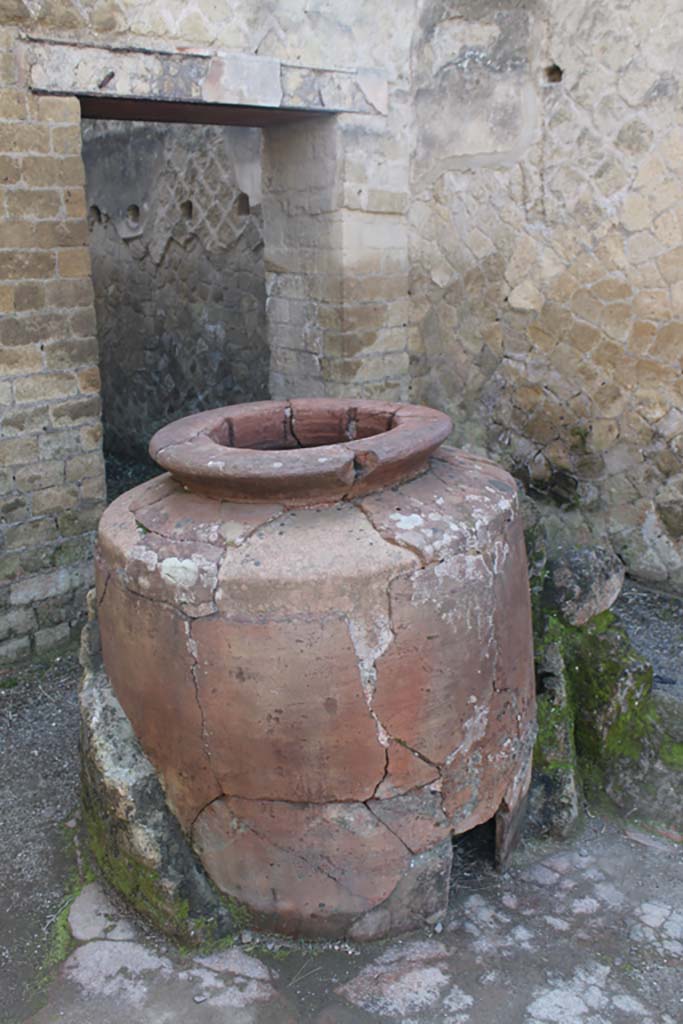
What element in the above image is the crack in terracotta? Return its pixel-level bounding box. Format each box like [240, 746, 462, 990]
[344, 610, 392, 750]
[336, 504, 457, 809]
[352, 501, 430, 566]
[195, 803, 401, 908]
[119, 555, 219, 618]
[97, 570, 112, 608]
[152, 425, 206, 458]
[362, 800, 414, 856]
[96, 412, 535, 935]
[385, 735, 448, 820]
[284, 401, 304, 447]
[185, 620, 223, 808]
[341, 548, 420, 765]
[369, 747, 390, 800]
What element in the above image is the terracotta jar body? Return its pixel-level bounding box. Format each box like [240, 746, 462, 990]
[96, 399, 535, 940]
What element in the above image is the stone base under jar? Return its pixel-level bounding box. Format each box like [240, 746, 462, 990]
[80, 664, 533, 944]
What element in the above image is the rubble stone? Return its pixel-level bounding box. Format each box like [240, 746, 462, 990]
[542, 545, 626, 626]
[80, 666, 234, 945]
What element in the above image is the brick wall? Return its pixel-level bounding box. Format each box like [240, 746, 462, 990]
[0, 26, 105, 663]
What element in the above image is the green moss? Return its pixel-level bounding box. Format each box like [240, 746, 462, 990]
[44, 897, 76, 970]
[534, 689, 575, 773]
[82, 796, 193, 940]
[531, 594, 661, 813]
[223, 895, 252, 931]
[660, 738, 683, 771]
[535, 608, 658, 798]
[565, 620, 655, 770]
[82, 782, 252, 948]
[0, 674, 19, 689]
[187, 928, 236, 958]
[569, 425, 589, 451]
[37, 821, 84, 996]
[533, 611, 570, 657]
[266, 945, 295, 961]
[584, 609, 615, 634]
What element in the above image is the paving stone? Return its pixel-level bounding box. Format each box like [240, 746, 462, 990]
[542, 545, 625, 626]
[67, 882, 136, 942]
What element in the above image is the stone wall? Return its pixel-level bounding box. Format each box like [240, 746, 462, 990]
[82, 120, 267, 465]
[408, 0, 683, 588]
[1, 0, 683, 663]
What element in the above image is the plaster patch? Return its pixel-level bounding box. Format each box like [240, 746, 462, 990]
[160, 557, 200, 588]
[390, 512, 425, 530]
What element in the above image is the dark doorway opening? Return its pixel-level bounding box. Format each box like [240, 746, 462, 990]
[81, 118, 269, 501]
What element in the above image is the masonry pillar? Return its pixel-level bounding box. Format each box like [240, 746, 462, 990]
[262, 110, 412, 401]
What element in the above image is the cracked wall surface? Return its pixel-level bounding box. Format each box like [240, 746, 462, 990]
[81, 119, 268, 463]
[94, 443, 535, 938]
[408, 0, 683, 587]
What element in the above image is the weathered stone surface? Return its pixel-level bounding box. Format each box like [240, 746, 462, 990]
[543, 545, 626, 626]
[203, 53, 282, 107]
[528, 584, 681, 840]
[336, 939, 455, 1017]
[96, 572, 221, 829]
[407, 0, 683, 592]
[52, 937, 293, 1020]
[27, 39, 385, 115]
[68, 882, 136, 942]
[613, 689, 683, 834]
[655, 473, 683, 540]
[575, 618, 679, 838]
[80, 667, 233, 944]
[566, 617, 655, 796]
[529, 643, 581, 838]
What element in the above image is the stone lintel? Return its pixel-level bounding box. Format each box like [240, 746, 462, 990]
[23, 40, 388, 116]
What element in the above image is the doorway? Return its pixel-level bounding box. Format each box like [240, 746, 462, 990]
[81, 118, 269, 500]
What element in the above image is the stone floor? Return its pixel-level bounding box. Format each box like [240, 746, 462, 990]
[2, 580, 683, 1024]
[21, 822, 683, 1024]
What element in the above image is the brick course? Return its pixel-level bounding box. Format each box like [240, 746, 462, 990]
[0, 27, 104, 663]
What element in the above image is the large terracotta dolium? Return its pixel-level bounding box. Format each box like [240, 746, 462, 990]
[96, 399, 536, 940]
